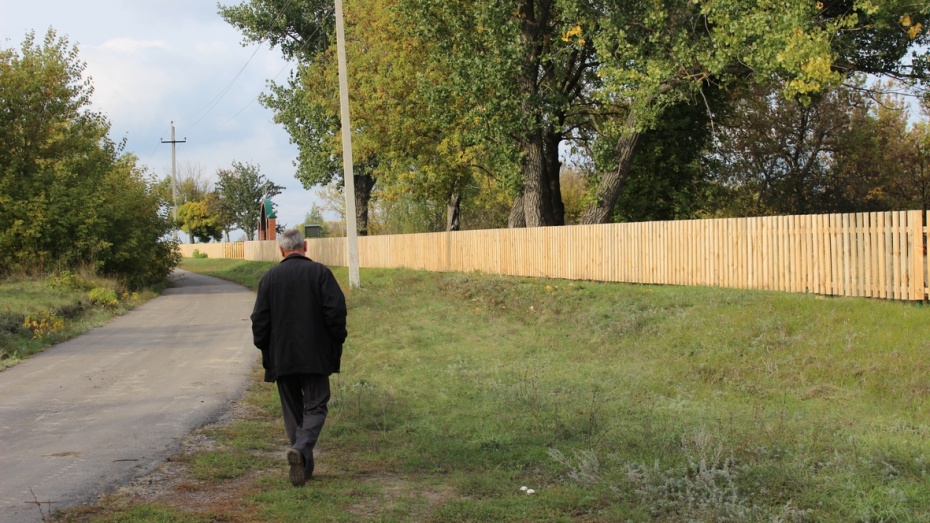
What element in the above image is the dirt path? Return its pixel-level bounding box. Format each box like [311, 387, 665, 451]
[0, 271, 256, 523]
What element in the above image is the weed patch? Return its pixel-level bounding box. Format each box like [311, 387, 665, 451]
[0, 271, 154, 370]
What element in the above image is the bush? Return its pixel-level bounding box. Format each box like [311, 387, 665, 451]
[192, 249, 209, 259]
[51, 270, 96, 292]
[0, 31, 179, 288]
[87, 287, 119, 309]
[22, 310, 64, 339]
[0, 312, 26, 334]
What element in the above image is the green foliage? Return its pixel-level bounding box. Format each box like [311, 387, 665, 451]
[87, 287, 119, 309]
[215, 161, 283, 240]
[51, 270, 96, 292]
[223, 0, 929, 229]
[219, 0, 335, 61]
[177, 200, 223, 243]
[191, 249, 208, 259]
[0, 30, 178, 288]
[708, 79, 930, 216]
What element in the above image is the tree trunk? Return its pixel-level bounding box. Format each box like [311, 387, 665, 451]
[354, 173, 376, 236]
[544, 130, 564, 226]
[446, 192, 461, 231]
[508, 193, 527, 228]
[580, 130, 641, 224]
[521, 133, 550, 227]
[514, 0, 554, 228]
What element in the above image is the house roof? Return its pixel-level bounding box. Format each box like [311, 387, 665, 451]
[262, 198, 276, 219]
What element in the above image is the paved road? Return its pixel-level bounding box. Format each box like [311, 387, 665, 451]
[0, 271, 257, 522]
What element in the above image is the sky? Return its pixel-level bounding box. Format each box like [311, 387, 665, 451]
[1, 0, 326, 241]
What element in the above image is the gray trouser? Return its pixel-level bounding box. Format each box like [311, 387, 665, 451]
[276, 374, 330, 474]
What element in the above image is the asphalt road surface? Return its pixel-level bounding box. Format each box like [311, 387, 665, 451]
[0, 270, 257, 522]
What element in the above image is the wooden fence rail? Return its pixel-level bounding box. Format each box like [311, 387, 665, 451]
[179, 210, 929, 301]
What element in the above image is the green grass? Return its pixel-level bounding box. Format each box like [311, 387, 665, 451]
[0, 271, 155, 370]
[59, 258, 930, 521]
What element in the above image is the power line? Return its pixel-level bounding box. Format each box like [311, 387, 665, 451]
[185, 17, 327, 144]
[176, 0, 300, 137]
[180, 43, 266, 133]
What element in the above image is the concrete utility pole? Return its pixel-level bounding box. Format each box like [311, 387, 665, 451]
[335, 0, 361, 288]
[161, 122, 186, 241]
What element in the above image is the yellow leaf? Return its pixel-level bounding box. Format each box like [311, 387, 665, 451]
[561, 25, 582, 42]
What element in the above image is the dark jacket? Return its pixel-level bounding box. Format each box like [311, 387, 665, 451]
[250, 254, 348, 382]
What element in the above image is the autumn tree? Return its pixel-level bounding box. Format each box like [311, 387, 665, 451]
[708, 78, 930, 217]
[223, 0, 928, 229]
[221, 0, 513, 234]
[177, 200, 224, 243]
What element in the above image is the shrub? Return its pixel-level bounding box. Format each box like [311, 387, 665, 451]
[192, 249, 209, 259]
[0, 312, 26, 334]
[87, 287, 119, 309]
[22, 310, 64, 339]
[51, 270, 96, 292]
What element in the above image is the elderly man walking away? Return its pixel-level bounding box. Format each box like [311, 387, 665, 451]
[251, 229, 348, 486]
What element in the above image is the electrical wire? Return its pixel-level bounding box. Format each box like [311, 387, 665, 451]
[173, 0, 300, 137]
[186, 17, 327, 144]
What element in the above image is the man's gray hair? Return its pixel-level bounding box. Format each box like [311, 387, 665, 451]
[278, 229, 305, 252]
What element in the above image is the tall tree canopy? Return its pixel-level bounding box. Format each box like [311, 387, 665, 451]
[0, 30, 177, 287]
[221, 0, 513, 234]
[222, 0, 929, 231]
[405, 0, 929, 225]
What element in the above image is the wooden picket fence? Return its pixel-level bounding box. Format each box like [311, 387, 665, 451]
[178, 241, 244, 260]
[179, 210, 929, 301]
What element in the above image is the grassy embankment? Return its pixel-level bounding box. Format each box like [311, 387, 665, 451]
[0, 270, 158, 371]
[60, 257, 930, 522]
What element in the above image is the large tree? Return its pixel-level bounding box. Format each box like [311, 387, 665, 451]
[401, 0, 929, 225]
[215, 160, 284, 240]
[221, 0, 512, 234]
[220, 0, 382, 235]
[869, 93, 930, 212]
[710, 82, 868, 215]
[708, 79, 930, 216]
[223, 0, 928, 230]
[580, 0, 928, 223]
[0, 30, 177, 286]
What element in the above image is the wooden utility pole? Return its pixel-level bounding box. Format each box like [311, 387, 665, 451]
[335, 0, 361, 288]
[161, 122, 186, 241]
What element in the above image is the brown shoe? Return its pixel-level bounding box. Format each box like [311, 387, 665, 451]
[287, 448, 306, 487]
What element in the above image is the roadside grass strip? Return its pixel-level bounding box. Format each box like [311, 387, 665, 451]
[56, 258, 930, 522]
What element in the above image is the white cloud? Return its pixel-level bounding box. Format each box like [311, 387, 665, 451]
[0, 0, 321, 232]
[97, 37, 169, 55]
